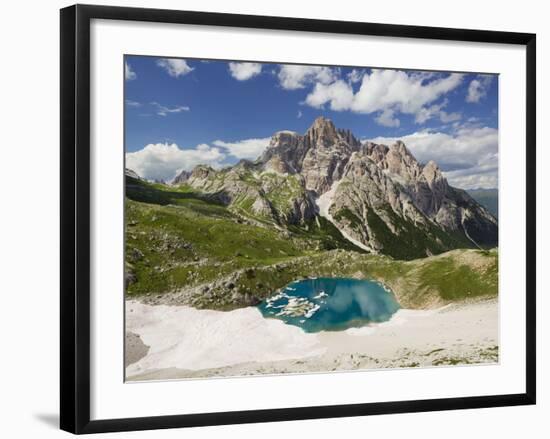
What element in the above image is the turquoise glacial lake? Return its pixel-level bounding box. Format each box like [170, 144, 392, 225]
[258, 278, 400, 333]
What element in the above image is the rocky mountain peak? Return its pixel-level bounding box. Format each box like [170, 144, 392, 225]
[391, 140, 410, 154]
[305, 116, 339, 147]
[172, 169, 190, 185]
[422, 160, 447, 193]
[424, 159, 439, 170]
[260, 129, 307, 174]
[423, 160, 442, 179]
[309, 116, 335, 131]
[338, 128, 361, 148]
[364, 142, 390, 168]
[163, 116, 497, 258]
[189, 165, 216, 181]
[388, 141, 417, 166]
[383, 141, 423, 181]
[270, 130, 301, 146]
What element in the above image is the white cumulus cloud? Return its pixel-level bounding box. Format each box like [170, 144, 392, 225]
[228, 62, 262, 80]
[368, 125, 498, 189]
[414, 99, 461, 124]
[347, 69, 364, 84]
[312, 79, 351, 111]
[126, 136, 274, 181]
[443, 163, 498, 189]
[278, 65, 338, 90]
[156, 58, 194, 78]
[213, 138, 271, 160]
[439, 111, 462, 123]
[375, 109, 400, 127]
[305, 79, 355, 111]
[125, 62, 136, 80]
[466, 74, 494, 103]
[126, 143, 226, 181]
[304, 69, 463, 127]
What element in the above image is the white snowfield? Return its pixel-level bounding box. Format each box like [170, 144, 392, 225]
[126, 299, 498, 380]
[125, 301, 325, 375]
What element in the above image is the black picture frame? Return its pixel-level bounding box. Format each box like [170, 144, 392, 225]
[60, 4, 536, 434]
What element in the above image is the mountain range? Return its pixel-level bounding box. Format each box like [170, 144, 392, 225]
[162, 117, 497, 259]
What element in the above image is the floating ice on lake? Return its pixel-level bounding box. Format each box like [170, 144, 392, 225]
[313, 291, 328, 299]
[304, 304, 321, 319]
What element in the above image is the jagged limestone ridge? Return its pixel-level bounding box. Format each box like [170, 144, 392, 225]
[168, 116, 497, 259]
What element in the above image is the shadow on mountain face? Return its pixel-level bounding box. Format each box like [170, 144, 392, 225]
[125, 175, 226, 207]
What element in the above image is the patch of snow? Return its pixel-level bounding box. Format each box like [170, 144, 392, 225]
[304, 304, 321, 319]
[345, 304, 454, 336]
[126, 301, 325, 373]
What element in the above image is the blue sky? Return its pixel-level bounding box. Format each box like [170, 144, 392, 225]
[125, 55, 498, 189]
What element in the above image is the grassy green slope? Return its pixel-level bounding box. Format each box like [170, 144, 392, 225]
[125, 177, 497, 310]
[364, 249, 498, 307]
[125, 176, 363, 297]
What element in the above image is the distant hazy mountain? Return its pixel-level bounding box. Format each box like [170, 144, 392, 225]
[467, 188, 498, 219]
[167, 117, 498, 259]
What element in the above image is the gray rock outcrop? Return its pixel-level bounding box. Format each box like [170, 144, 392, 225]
[170, 117, 498, 258]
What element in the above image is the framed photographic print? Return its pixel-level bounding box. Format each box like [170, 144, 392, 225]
[60, 4, 536, 434]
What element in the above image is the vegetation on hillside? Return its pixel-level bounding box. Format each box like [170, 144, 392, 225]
[125, 177, 498, 310]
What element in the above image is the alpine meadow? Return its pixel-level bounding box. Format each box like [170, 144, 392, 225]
[124, 56, 499, 381]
